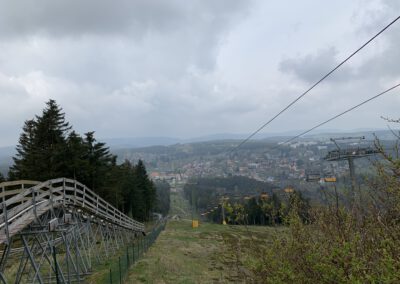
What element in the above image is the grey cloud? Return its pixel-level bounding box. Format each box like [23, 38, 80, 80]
[1, 0, 398, 147]
[352, 0, 400, 80]
[0, 1, 254, 145]
[0, 1, 180, 37]
[356, 38, 400, 80]
[0, 1, 251, 87]
[0, 0, 248, 38]
[279, 47, 353, 83]
[278, 0, 400, 85]
[0, 73, 28, 98]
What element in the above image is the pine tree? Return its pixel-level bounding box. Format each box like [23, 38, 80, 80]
[10, 100, 71, 181]
[154, 181, 171, 216]
[65, 131, 89, 181]
[117, 160, 136, 214]
[8, 99, 158, 221]
[147, 180, 157, 220]
[83, 131, 115, 194]
[33, 99, 71, 180]
[134, 160, 156, 221]
[131, 160, 146, 221]
[9, 119, 37, 180]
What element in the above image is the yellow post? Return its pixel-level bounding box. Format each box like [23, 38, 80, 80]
[192, 220, 199, 228]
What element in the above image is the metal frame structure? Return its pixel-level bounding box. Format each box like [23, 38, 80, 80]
[324, 137, 378, 196]
[0, 178, 144, 283]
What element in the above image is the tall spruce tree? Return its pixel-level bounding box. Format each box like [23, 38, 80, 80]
[83, 131, 115, 195]
[65, 131, 89, 181]
[9, 119, 37, 180]
[117, 160, 136, 215]
[9, 100, 71, 180]
[154, 181, 171, 216]
[134, 160, 156, 221]
[102, 160, 126, 210]
[34, 99, 71, 180]
[10, 100, 71, 180]
[147, 180, 157, 220]
[131, 160, 146, 221]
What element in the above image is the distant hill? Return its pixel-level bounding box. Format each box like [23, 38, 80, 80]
[0, 129, 397, 175]
[104, 129, 398, 150]
[303, 130, 398, 141]
[104, 137, 182, 149]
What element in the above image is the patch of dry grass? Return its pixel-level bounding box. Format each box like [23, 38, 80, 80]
[127, 220, 284, 283]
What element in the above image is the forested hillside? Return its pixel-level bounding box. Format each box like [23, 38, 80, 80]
[6, 100, 168, 221]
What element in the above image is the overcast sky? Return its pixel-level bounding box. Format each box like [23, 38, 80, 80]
[0, 0, 399, 146]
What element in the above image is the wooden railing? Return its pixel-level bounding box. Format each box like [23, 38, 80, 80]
[0, 178, 144, 244]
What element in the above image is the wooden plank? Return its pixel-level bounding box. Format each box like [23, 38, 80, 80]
[0, 180, 39, 188]
[0, 188, 25, 199]
[0, 178, 145, 239]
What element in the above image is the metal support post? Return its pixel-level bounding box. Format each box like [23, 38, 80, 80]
[20, 235, 44, 284]
[2, 203, 9, 245]
[118, 257, 122, 284]
[348, 157, 356, 201]
[53, 246, 60, 284]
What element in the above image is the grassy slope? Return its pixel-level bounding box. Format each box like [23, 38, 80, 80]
[127, 220, 283, 283]
[127, 189, 285, 283]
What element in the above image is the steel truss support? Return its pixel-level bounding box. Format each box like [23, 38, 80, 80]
[0, 207, 138, 283]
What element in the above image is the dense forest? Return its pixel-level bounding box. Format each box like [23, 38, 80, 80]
[154, 181, 171, 216]
[6, 100, 169, 221]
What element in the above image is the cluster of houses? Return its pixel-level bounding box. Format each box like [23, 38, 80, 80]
[144, 140, 356, 187]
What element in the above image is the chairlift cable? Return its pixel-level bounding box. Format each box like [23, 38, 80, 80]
[229, 15, 400, 153]
[273, 83, 400, 149]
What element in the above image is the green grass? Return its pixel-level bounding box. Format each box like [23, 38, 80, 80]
[127, 220, 285, 283]
[126, 187, 286, 283]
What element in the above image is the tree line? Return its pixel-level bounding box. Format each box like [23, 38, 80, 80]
[184, 176, 310, 226]
[6, 99, 168, 221]
[206, 191, 310, 226]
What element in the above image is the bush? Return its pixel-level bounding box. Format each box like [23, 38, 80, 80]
[227, 124, 400, 283]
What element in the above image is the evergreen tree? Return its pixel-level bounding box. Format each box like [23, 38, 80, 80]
[83, 131, 115, 194]
[102, 160, 127, 211]
[139, 160, 156, 220]
[8, 99, 158, 223]
[10, 100, 71, 180]
[154, 181, 171, 216]
[147, 180, 157, 220]
[119, 160, 157, 221]
[118, 161, 136, 214]
[9, 119, 37, 180]
[65, 131, 89, 181]
[131, 160, 147, 221]
[0, 172, 5, 183]
[34, 99, 71, 180]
